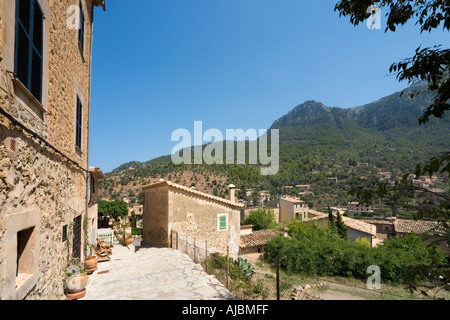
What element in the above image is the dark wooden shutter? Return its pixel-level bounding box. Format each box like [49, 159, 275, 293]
[78, 0, 85, 51]
[72, 216, 82, 259]
[15, 0, 43, 103]
[76, 96, 83, 149]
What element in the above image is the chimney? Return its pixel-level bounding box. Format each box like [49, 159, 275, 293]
[228, 184, 236, 203]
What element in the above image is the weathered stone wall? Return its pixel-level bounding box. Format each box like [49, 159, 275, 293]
[142, 184, 241, 255]
[46, 0, 93, 160]
[168, 189, 241, 255]
[142, 185, 169, 247]
[0, 0, 96, 300]
[279, 200, 294, 223]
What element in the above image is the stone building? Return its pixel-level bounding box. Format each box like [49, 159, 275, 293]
[142, 181, 244, 255]
[88, 166, 106, 242]
[0, 0, 105, 299]
[278, 196, 309, 223]
[347, 202, 374, 215]
[239, 228, 282, 260]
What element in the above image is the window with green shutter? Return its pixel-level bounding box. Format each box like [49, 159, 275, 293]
[219, 215, 227, 230]
[15, 0, 44, 103]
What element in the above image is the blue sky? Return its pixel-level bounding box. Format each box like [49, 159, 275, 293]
[89, 0, 450, 173]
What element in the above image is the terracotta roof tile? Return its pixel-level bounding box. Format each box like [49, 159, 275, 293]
[142, 180, 244, 208]
[240, 230, 282, 248]
[394, 219, 439, 235]
[307, 210, 376, 236]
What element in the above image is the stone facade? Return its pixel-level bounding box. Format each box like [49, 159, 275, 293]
[347, 202, 374, 214]
[278, 197, 309, 223]
[0, 0, 105, 299]
[142, 181, 244, 256]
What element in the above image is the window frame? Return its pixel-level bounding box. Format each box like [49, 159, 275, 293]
[14, 0, 44, 103]
[217, 213, 228, 231]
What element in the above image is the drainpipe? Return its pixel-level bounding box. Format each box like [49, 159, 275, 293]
[84, 10, 95, 260]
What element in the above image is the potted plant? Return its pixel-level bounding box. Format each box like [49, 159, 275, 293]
[82, 218, 98, 273]
[84, 255, 98, 273]
[65, 256, 89, 299]
[114, 221, 133, 246]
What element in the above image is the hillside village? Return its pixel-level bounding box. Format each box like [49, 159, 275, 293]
[0, 0, 449, 303]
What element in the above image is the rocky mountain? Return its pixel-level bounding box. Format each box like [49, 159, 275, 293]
[100, 82, 450, 207]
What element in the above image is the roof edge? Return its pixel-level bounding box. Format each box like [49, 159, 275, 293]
[142, 180, 245, 208]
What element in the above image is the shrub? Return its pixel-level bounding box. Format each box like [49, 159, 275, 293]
[243, 208, 278, 231]
[265, 223, 447, 284]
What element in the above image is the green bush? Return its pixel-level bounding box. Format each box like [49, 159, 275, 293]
[265, 223, 447, 284]
[243, 208, 278, 231]
[131, 227, 142, 236]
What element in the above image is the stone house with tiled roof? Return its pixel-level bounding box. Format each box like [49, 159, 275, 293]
[142, 180, 244, 256]
[240, 230, 282, 259]
[278, 196, 309, 223]
[393, 218, 439, 237]
[239, 227, 287, 259]
[0, 0, 105, 300]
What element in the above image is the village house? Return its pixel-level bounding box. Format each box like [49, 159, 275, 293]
[295, 185, 311, 191]
[245, 189, 271, 206]
[362, 219, 396, 239]
[141, 181, 244, 256]
[239, 226, 284, 260]
[364, 217, 448, 254]
[0, 0, 106, 299]
[278, 196, 309, 223]
[347, 202, 374, 215]
[377, 172, 392, 180]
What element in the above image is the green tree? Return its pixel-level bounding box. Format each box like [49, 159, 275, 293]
[98, 199, 129, 220]
[335, 211, 348, 240]
[327, 205, 336, 231]
[334, 0, 449, 125]
[335, 0, 450, 293]
[251, 190, 261, 207]
[243, 208, 277, 231]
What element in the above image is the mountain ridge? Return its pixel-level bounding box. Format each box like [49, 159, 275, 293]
[100, 82, 449, 207]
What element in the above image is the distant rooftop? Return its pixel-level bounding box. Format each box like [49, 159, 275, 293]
[394, 219, 439, 235]
[280, 197, 304, 204]
[240, 230, 281, 249]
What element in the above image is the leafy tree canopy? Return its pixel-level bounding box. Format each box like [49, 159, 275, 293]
[98, 199, 129, 220]
[335, 0, 450, 125]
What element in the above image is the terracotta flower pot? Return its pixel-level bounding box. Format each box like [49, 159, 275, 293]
[66, 273, 89, 293]
[66, 289, 86, 300]
[123, 236, 133, 246]
[84, 256, 98, 272]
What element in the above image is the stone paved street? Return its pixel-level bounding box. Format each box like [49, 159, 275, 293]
[81, 245, 236, 300]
